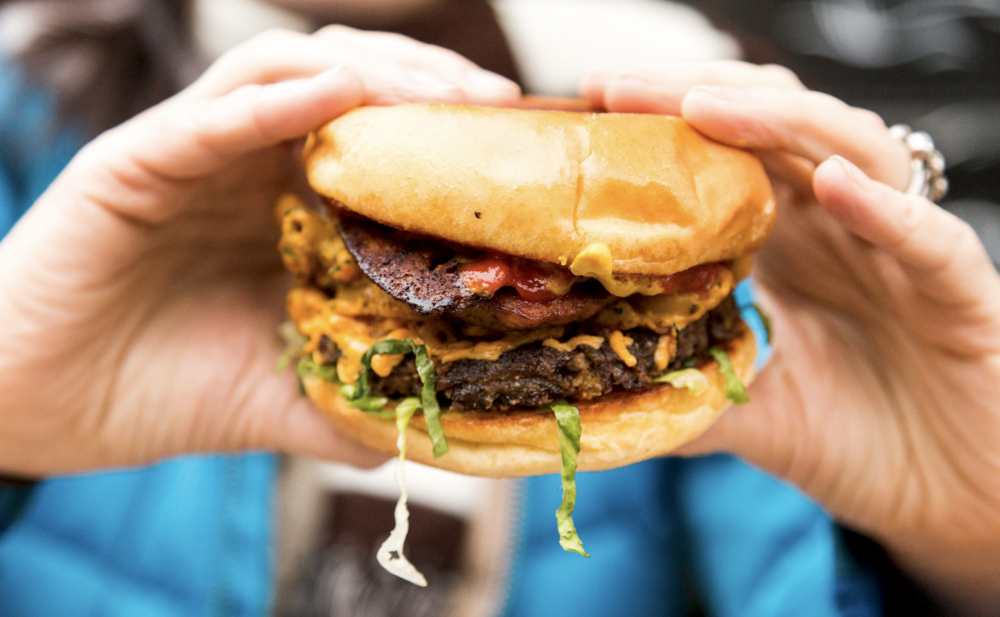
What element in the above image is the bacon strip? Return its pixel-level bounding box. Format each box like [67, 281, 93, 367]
[337, 213, 479, 315]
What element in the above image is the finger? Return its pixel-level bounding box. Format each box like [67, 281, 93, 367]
[183, 29, 357, 98]
[315, 25, 520, 96]
[815, 156, 1000, 312]
[681, 85, 912, 190]
[65, 67, 363, 224]
[265, 396, 388, 468]
[93, 67, 364, 187]
[672, 319, 823, 488]
[757, 150, 816, 197]
[580, 61, 804, 113]
[184, 28, 518, 105]
[188, 36, 469, 105]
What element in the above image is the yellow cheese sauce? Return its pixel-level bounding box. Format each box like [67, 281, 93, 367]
[542, 335, 605, 353]
[327, 280, 418, 320]
[569, 243, 751, 298]
[654, 333, 676, 371]
[592, 268, 735, 334]
[427, 325, 565, 363]
[608, 331, 638, 367]
[570, 243, 669, 296]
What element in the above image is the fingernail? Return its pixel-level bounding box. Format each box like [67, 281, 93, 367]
[831, 155, 869, 187]
[691, 85, 751, 102]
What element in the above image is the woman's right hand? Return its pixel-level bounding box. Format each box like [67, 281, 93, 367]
[0, 27, 519, 476]
[583, 62, 1000, 615]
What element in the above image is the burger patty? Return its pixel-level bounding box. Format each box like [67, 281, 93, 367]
[358, 294, 742, 411]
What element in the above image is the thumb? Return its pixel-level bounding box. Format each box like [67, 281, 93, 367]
[124, 66, 363, 178]
[74, 66, 365, 197]
[262, 393, 388, 468]
[671, 293, 816, 481]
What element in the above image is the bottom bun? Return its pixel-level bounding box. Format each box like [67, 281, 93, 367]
[306, 326, 757, 478]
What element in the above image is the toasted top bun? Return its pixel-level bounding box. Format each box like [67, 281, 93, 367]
[304, 103, 776, 277]
[303, 326, 756, 478]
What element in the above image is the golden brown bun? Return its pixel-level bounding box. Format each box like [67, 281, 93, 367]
[304, 103, 776, 277]
[304, 326, 756, 478]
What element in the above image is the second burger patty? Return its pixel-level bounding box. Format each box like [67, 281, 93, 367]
[321, 294, 742, 411]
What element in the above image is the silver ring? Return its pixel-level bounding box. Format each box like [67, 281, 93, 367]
[888, 124, 948, 202]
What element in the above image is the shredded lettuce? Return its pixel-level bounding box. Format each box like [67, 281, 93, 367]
[352, 339, 449, 459]
[375, 396, 428, 587]
[652, 367, 709, 395]
[295, 356, 339, 384]
[550, 401, 589, 557]
[349, 396, 392, 413]
[754, 304, 772, 343]
[337, 383, 390, 413]
[708, 347, 749, 404]
[274, 321, 309, 374]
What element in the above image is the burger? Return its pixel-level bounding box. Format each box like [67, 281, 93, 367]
[276, 100, 775, 567]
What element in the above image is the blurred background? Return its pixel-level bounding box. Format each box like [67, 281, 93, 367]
[2, 0, 997, 615]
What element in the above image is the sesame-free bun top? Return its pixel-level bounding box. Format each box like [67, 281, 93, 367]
[304, 103, 776, 277]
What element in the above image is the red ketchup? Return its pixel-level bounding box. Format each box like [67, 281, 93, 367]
[509, 260, 571, 302]
[459, 255, 512, 297]
[459, 255, 574, 302]
[664, 263, 723, 295]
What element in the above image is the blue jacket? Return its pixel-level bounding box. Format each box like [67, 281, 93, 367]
[0, 55, 883, 616]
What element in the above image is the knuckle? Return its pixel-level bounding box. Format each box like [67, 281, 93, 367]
[427, 41, 476, 66]
[896, 193, 926, 239]
[795, 90, 857, 128]
[854, 107, 888, 132]
[230, 84, 278, 141]
[250, 27, 304, 48]
[760, 63, 804, 88]
[316, 23, 355, 42]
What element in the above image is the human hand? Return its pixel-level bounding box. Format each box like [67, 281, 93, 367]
[0, 27, 520, 476]
[584, 63, 1000, 615]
